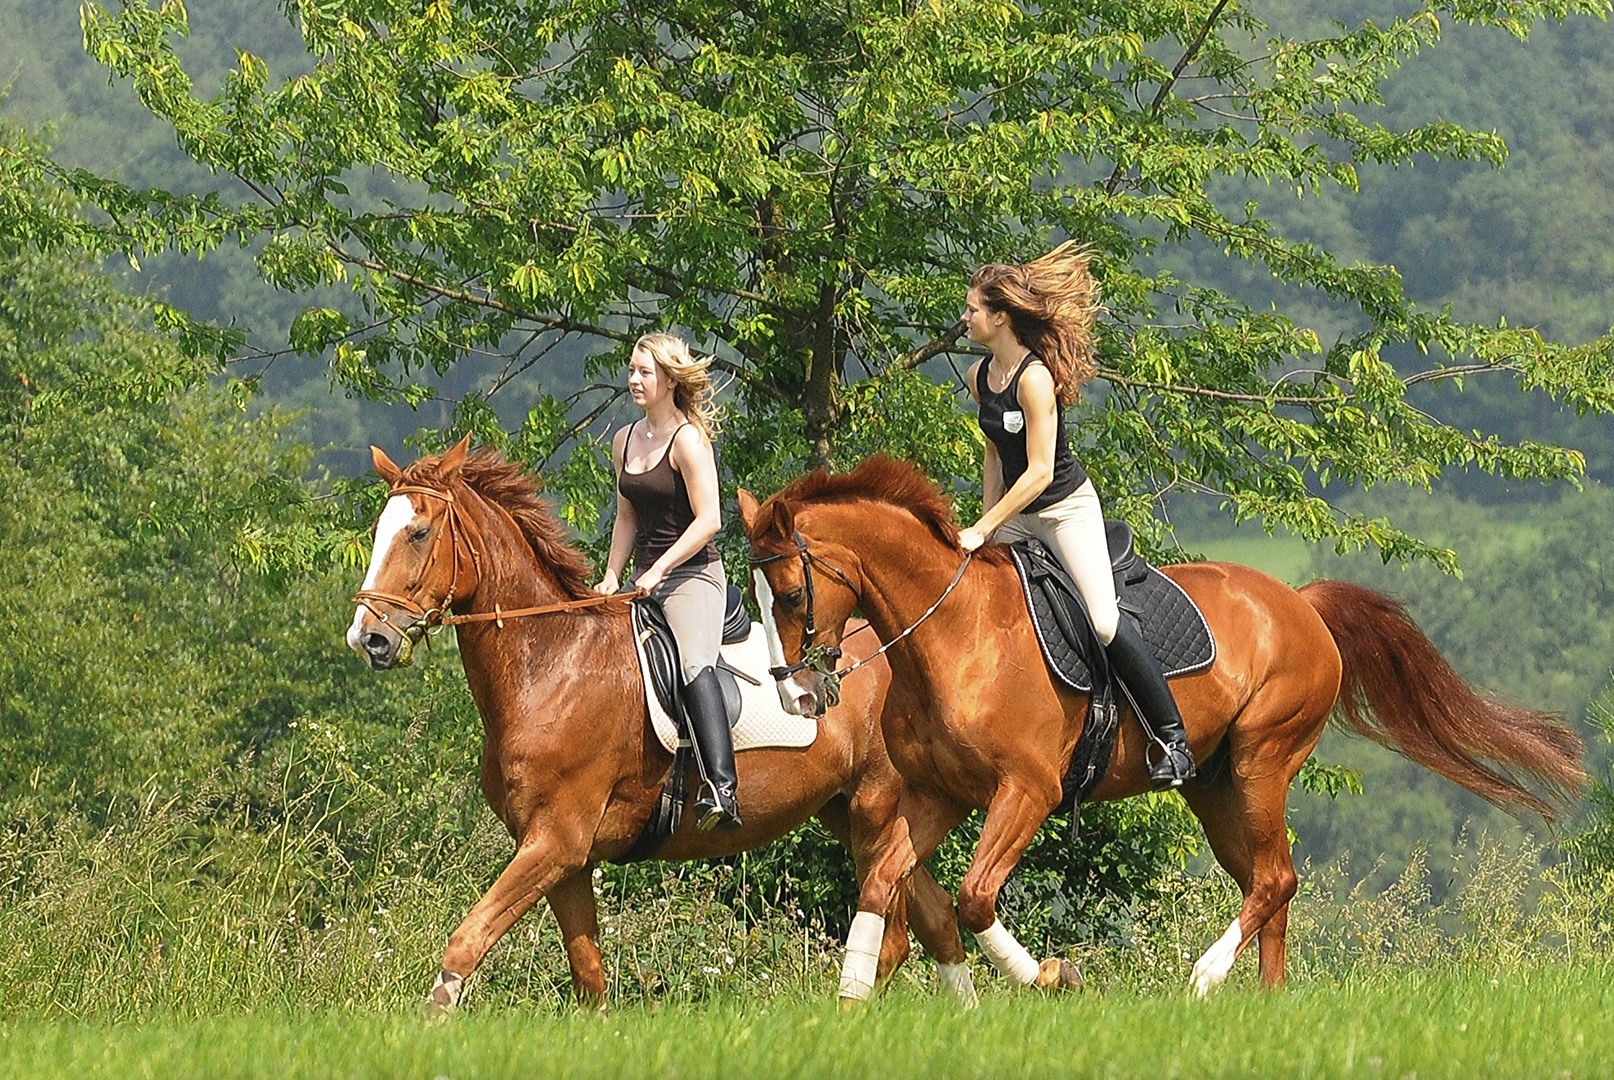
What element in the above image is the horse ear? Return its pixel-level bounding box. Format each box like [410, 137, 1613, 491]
[765, 498, 796, 543]
[371, 445, 403, 486]
[737, 489, 761, 534]
[439, 433, 473, 480]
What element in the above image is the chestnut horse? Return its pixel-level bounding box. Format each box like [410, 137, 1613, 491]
[741, 456, 1586, 999]
[345, 439, 976, 1013]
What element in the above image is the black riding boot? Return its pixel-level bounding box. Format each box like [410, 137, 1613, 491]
[684, 666, 742, 831]
[1105, 616, 1197, 790]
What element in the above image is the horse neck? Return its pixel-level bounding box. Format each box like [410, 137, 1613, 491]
[451, 486, 631, 702]
[456, 486, 573, 614]
[449, 488, 654, 820]
[807, 501, 994, 674]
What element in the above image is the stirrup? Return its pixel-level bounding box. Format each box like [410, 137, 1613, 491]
[1148, 742, 1197, 791]
[695, 780, 742, 832]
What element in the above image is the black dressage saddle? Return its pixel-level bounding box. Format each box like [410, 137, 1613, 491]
[616, 585, 756, 862]
[1008, 523, 1215, 810]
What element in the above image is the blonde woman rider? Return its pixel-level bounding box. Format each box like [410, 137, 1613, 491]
[958, 243, 1196, 789]
[595, 333, 741, 829]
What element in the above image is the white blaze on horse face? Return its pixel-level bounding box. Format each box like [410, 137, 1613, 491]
[752, 568, 816, 714]
[346, 495, 419, 653]
[1190, 917, 1245, 997]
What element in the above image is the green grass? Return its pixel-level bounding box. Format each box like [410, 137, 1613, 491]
[2, 965, 1610, 1079]
[1172, 531, 1316, 585]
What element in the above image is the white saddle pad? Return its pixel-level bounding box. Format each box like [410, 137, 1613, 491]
[634, 621, 819, 755]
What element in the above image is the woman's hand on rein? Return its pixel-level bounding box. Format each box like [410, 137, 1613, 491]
[593, 570, 620, 596]
[958, 526, 988, 553]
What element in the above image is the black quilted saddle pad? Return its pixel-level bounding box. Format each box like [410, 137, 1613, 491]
[1008, 539, 1216, 693]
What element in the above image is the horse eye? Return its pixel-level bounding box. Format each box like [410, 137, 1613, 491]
[779, 588, 805, 609]
[409, 525, 431, 543]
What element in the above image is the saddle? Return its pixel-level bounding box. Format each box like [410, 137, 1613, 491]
[1008, 523, 1216, 811]
[618, 585, 759, 862]
[633, 584, 755, 730]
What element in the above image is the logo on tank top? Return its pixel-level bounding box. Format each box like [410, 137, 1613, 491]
[1003, 410, 1025, 434]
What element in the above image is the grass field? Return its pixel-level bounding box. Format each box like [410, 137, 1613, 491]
[1171, 529, 1315, 585]
[3, 965, 1609, 1080]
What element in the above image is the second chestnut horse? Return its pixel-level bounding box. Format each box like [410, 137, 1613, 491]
[742, 456, 1585, 999]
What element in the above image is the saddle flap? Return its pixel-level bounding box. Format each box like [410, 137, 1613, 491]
[633, 597, 744, 728]
[722, 584, 750, 645]
[632, 600, 683, 722]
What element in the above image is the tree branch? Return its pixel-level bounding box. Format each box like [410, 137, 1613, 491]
[1105, 0, 1233, 195]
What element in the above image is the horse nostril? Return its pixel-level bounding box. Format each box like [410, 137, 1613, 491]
[363, 632, 392, 655]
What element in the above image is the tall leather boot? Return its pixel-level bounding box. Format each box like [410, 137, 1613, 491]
[684, 666, 742, 831]
[1104, 616, 1197, 790]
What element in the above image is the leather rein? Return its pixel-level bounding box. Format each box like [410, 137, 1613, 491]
[748, 530, 972, 693]
[351, 482, 636, 638]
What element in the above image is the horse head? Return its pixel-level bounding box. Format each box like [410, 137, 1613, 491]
[347, 435, 484, 669]
[739, 485, 863, 719]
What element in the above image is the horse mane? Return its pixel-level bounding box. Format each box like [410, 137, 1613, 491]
[774, 455, 984, 555]
[400, 447, 596, 600]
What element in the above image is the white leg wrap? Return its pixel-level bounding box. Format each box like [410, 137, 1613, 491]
[838, 911, 885, 1001]
[1190, 919, 1244, 997]
[973, 920, 1039, 986]
[937, 962, 979, 1008]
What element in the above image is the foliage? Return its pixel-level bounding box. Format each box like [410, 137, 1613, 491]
[40, 0, 1614, 569]
[0, 113, 400, 811]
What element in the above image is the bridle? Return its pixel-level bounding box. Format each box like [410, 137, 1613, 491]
[748, 531, 859, 682]
[352, 484, 482, 642]
[352, 482, 633, 645]
[749, 529, 973, 701]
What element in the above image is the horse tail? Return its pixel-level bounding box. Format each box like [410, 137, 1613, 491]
[1298, 579, 1586, 821]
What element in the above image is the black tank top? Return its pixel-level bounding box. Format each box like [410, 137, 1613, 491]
[976, 355, 1086, 512]
[617, 421, 719, 571]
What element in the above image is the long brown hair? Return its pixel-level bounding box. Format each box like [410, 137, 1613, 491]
[970, 241, 1099, 407]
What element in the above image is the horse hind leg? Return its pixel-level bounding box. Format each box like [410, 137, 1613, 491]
[1179, 762, 1301, 996]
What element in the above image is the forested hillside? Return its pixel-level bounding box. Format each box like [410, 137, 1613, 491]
[4, 0, 1613, 901]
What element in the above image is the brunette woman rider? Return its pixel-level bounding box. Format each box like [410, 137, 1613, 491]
[958, 243, 1196, 789]
[595, 333, 741, 829]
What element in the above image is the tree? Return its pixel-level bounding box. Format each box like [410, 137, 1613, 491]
[52, 0, 1614, 561]
[0, 114, 406, 810]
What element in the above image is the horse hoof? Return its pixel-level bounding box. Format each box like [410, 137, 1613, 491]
[424, 969, 464, 1022]
[1035, 958, 1083, 991]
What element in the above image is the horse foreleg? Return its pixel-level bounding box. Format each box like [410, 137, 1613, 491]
[958, 782, 1060, 989]
[824, 782, 975, 1006]
[1257, 900, 1290, 986]
[904, 864, 979, 1006]
[430, 840, 581, 1018]
[838, 791, 965, 1005]
[546, 867, 607, 1009]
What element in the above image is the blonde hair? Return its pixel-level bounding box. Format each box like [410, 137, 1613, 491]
[970, 241, 1100, 407]
[635, 333, 721, 439]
